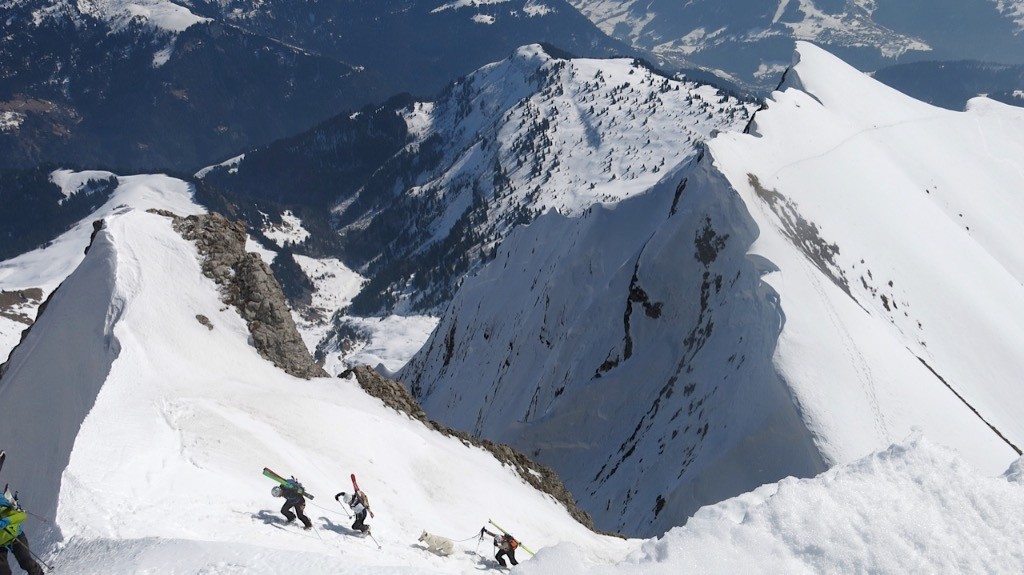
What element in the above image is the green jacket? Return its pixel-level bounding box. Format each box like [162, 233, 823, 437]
[0, 494, 26, 547]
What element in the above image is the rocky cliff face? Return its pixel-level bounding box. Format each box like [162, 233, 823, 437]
[163, 211, 326, 379]
[345, 364, 608, 534]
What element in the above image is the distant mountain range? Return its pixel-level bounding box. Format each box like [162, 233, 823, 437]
[180, 0, 637, 97]
[0, 0, 633, 171]
[567, 0, 1024, 89]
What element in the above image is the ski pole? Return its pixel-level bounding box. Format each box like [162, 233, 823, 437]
[10, 535, 52, 572]
[332, 496, 352, 518]
[24, 510, 50, 523]
[367, 530, 382, 550]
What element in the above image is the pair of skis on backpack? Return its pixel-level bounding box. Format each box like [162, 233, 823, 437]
[263, 467, 374, 518]
[262, 467, 315, 499]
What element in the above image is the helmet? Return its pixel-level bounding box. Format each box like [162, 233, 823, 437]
[271, 485, 283, 498]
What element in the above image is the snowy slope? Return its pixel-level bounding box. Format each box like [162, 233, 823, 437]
[401, 42, 1024, 536]
[521, 438, 1024, 574]
[0, 162, 1020, 575]
[0, 190, 630, 573]
[711, 41, 1024, 469]
[0, 170, 204, 363]
[0, 66, 1022, 572]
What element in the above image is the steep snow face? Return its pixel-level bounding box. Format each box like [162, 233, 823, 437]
[4, 212, 1024, 570]
[401, 42, 1024, 536]
[0, 171, 204, 363]
[711, 42, 1024, 470]
[402, 157, 826, 537]
[0, 200, 630, 572]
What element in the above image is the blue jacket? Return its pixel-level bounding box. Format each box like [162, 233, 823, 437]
[0, 493, 23, 541]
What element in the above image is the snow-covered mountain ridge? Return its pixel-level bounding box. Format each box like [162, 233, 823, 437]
[400, 41, 1024, 537]
[0, 181, 628, 572]
[330, 44, 752, 314]
[0, 160, 1022, 573]
[0, 171, 204, 364]
[200, 44, 754, 369]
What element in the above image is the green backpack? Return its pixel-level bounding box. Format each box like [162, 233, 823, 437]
[0, 507, 26, 546]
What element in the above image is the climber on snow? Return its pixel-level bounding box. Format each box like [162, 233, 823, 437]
[0, 490, 42, 575]
[481, 527, 519, 567]
[274, 477, 312, 530]
[335, 490, 371, 534]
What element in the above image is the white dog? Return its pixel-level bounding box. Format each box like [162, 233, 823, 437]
[418, 530, 455, 556]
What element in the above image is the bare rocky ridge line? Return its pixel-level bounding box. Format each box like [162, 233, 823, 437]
[155, 210, 327, 379]
[344, 364, 622, 538]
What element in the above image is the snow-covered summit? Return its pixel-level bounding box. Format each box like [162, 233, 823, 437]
[0, 171, 204, 363]
[322, 43, 753, 316]
[401, 40, 1024, 536]
[391, 44, 750, 221]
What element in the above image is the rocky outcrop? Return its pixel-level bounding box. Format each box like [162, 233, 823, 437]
[160, 210, 326, 379]
[344, 365, 618, 536]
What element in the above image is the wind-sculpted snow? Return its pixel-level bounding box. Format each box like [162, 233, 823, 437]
[517, 438, 1024, 574]
[0, 228, 120, 526]
[713, 43, 1024, 470]
[401, 42, 1024, 536]
[402, 158, 825, 536]
[3, 196, 1021, 574]
[0, 171, 203, 363]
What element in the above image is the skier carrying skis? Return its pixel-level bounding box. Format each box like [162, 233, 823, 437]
[276, 477, 312, 530]
[334, 490, 371, 534]
[0, 491, 42, 575]
[481, 527, 519, 568]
